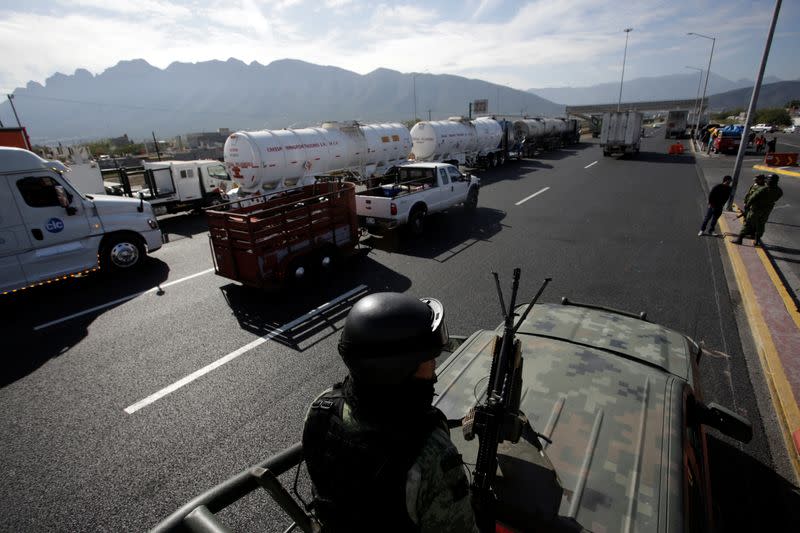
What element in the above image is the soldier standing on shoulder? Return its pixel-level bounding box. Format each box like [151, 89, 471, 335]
[733, 174, 783, 246]
[303, 293, 479, 533]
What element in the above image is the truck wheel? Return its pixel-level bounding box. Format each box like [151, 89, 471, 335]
[408, 208, 426, 236]
[100, 234, 145, 271]
[287, 256, 311, 285]
[465, 189, 479, 212]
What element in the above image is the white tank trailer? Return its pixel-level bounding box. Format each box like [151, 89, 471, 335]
[512, 117, 581, 157]
[224, 121, 411, 195]
[410, 117, 511, 167]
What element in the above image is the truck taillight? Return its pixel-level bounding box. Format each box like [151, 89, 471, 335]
[390, 203, 397, 215]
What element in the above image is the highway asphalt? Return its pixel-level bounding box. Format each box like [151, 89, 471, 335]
[0, 134, 794, 531]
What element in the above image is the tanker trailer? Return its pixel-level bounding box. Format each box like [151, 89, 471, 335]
[223, 121, 411, 197]
[410, 117, 506, 168]
[512, 118, 547, 157]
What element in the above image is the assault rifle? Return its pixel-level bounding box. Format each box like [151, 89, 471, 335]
[463, 269, 555, 531]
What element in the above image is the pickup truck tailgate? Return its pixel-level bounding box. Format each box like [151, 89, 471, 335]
[355, 193, 393, 219]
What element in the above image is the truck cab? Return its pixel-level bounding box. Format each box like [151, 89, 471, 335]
[1, 147, 162, 294]
[139, 160, 231, 216]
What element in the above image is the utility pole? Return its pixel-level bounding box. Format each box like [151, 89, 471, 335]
[728, 0, 782, 211]
[688, 32, 716, 136]
[412, 73, 418, 121]
[7, 94, 23, 127]
[686, 66, 704, 134]
[427, 109, 432, 121]
[617, 28, 633, 112]
[152, 131, 162, 161]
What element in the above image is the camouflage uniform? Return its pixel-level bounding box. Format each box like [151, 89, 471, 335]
[304, 389, 479, 533]
[739, 183, 783, 241]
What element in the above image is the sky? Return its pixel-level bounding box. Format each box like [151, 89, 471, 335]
[0, 0, 798, 94]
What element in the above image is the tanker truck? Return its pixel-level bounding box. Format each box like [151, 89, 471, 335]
[512, 117, 579, 158]
[223, 121, 411, 199]
[409, 117, 510, 168]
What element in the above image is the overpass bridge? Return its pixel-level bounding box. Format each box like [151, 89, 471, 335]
[566, 99, 702, 115]
[566, 99, 704, 136]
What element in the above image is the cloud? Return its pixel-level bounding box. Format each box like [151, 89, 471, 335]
[0, 0, 796, 92]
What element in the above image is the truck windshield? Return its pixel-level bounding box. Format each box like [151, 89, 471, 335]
[207, 164, 230, 180]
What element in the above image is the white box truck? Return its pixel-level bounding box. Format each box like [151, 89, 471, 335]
[600, 111, 643, 157]
[665, 110, 689, 139]
[1, 147, 162, 294]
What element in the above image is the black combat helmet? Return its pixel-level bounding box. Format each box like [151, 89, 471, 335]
[338, 293, 448, 385]
[768, 174, 780, 185]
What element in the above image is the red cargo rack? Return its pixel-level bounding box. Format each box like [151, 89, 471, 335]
[206, 182, 358, 288]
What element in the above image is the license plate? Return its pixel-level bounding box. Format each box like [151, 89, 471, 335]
[366, 217, 376, 225]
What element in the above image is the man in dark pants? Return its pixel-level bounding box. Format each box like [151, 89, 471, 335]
[767, 137, 777, 154]
[303, 293, 478, 533]
[733, 174, 784, 246]
[698, 175, 732, 236]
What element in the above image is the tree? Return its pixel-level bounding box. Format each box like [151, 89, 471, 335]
[786, 99, 800, 109]
[755, 107, 792, 126]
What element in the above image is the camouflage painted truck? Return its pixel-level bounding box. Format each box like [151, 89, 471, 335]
[150, 271, 752, 533]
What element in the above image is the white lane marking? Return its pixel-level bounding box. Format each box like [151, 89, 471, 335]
[584, 161, 598, 169]
[515, 187, 550, 206]
[124, 284, 368, 414]
[780, 141, 800, 149]
[33, 268, 214, 331]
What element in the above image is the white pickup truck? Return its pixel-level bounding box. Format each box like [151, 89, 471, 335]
[355, 162, 480, 234]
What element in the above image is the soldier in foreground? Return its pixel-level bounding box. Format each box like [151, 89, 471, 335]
[733, 173, 784, 246]
[302, 293, 479, 533]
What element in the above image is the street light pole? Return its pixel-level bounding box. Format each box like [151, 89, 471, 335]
[728, 0, 783, 212]
[688, 32, 716, 136]
[7, 94, 23, 127]
[412, 73, 418, 122]
[685, 66, 704, 134]
[617, 28, 633, 112]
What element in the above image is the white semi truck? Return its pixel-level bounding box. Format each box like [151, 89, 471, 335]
[223, 121, 411, 197]
[409, 117, 510, 168]
[0, 147, 162, 294]
[600, 111, 643, 157]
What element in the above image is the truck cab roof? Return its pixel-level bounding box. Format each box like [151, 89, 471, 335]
[0, 147, 68, 174]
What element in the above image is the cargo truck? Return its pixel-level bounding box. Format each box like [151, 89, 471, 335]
[600, 111, 643, 157]
[665, 110, 688, 139]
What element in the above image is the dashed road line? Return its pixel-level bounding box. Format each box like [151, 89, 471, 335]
[33, 268, 215, 331]
[584, 161, 598, 169]
[515, 187, 550, 206]
[124, 284, 368, 414]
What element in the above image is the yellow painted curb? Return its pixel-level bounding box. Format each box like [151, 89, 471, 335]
[753, 164, 800, 178]
[717, 213, 800, 482]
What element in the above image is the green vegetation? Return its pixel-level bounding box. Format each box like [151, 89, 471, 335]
[86, 139, 146, 157]
[710, 108, 744, 122]
[754, 107, 792, 126]
[786, 99, 800, 109]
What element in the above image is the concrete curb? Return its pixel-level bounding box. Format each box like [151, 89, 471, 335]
[753, 164, 800, 178]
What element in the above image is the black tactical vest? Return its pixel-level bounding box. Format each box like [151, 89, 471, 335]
[302, 384, 447, 533]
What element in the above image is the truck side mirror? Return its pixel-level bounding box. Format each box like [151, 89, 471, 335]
[54, 185, 77, 215]
[699, 402, 753, 443]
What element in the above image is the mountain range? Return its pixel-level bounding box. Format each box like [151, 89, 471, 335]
[708, 81, 800, 111]
[528, 73, 787, 106]
[0, 59, 563, 144]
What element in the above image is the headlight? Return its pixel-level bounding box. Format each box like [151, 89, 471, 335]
[147, 218, 159, 229]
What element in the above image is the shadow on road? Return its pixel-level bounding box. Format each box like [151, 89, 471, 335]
[220, 253, 411, 350]
[630, 151, 697, 164]
[159, 213, 210, 243]
[364, 206, 507, 262]
[707, 434, 800, 530]
[0, 259, 170, 387]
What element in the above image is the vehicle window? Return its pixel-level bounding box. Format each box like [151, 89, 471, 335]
[439, 168, 449, 184]
[399, 168, 437, 189]
[180, 169, 194, 179]
[207, 164, 230, 180]
[16, 176, 60, 207]
[447, 167, 463, 181]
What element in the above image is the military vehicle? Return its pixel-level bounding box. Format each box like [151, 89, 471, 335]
[150, 270, 752, 532]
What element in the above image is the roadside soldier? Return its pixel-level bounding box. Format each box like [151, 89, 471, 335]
[303, 293, 478, 533]
[733, 174, 783, 246]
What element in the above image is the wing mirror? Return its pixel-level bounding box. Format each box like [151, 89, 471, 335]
[698, 402, 753, 443]
[54, 185, 77, 215]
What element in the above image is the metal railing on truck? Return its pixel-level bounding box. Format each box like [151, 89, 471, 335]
[150, 442, 314, 533]
[206, 182, 358, 288]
